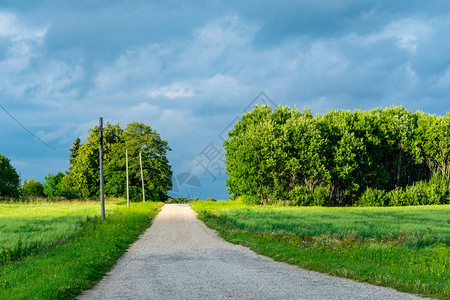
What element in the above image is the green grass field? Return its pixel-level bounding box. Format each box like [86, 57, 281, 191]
[1, 202, 100, 258]
[0, 200, 163, 299]
[191, 200, 450, 299]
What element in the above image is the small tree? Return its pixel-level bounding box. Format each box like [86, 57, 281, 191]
[43, 172, 64, 198]
[0, 154, 20, 197]
[22, 178, 45, 198]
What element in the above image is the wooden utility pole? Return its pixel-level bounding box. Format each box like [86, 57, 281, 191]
[99, 117, 105, 220]
[126, 148, 130, 208]
[139, 152, 145, 202]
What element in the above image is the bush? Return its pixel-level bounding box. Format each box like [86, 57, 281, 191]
[387, 187, 407, 206]
[404, 184, 425, 206]
[166, 197, 193, 204]
[358, 187, 388, 207]
[387, 176, 450, 206]
[426, 175, 450, 204]
[312, 186, 331, 206]
[21, 178, 45, 198]
[289, 185, 312, 206]
[206, 197, 217, 202]
[241, 195, 261, 205]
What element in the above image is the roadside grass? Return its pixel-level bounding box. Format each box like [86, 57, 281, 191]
[0, 201, 103, 264]
[191, 200, 450, 299]
[0, 200, 163, 299]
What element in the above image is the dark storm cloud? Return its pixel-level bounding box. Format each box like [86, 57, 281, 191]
[1, 1, 450, 198]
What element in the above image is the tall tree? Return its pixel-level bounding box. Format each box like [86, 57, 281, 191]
[0, 154, 20, 197]
[43, 172, 65, 198]
[62, 122, 172, 201]
[121, 122, 172, 201]
[69, 137, 81, 167]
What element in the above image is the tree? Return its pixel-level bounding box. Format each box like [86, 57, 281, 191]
[224, 105, 273, 202]
[63, 122, 173, 201]
[414, 112, 450, 179]
[21, 178, 45, 198]
[116, 122, 172, 201]
[224, 105, 436, 206]
[43, 172, 65, 198]
[0, 154, 20, 197]
[61, 123, 123, 198]
[69, 138, 81, 167]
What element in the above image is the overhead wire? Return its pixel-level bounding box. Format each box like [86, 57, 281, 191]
[0, 103, 68, 155]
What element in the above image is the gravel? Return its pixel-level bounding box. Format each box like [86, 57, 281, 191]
[78, 204, 421, 300]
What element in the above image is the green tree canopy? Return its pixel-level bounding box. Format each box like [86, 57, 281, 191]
[21, 178, 45, 198]
[0, 154, 20, 197]
[43, 172, 65, 198]
[62, 122, 172, 201]
[224, 105, 438, 206]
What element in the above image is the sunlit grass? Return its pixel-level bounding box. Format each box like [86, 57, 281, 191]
[1, 202, 99, 248]
[0, 200, 123, 264]
[0, 200, 163, 299]
[193, 201, 450, 244]
[191, 200, 450, 299]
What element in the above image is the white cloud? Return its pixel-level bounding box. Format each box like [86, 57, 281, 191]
[148, 82, 195, 99]
[0, 12, 47, 73]
[193, 14, 258, 45]
[0, 12, 46, 41]
[0, 12, 83, 100]
[149, 74, 244, 99]
[92, 45, 164, 95]
[347, 18, 431, 54]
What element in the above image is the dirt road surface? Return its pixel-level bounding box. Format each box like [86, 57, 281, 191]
[78, 204, 420, 299]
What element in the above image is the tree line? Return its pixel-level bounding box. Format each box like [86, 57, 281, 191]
[0, 122, 173, 202]
[224, 105, 450, 206]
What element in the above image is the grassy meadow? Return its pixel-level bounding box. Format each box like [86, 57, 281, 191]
[0, 201, 102, 263]
[0, 200, 163, 299]
[191, 200, 450, 299]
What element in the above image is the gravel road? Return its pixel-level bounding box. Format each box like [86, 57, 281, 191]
[78, 204, 420, 300]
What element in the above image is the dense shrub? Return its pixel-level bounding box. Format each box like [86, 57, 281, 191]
[21, 178, 45, 198]
[289, 186, 312, 206]
[287, 186, 330, 206]
[387, 188, 407, 206]
[381, 175, 450, 206]
[166, 197, 192, 204]
[240, 195, 261, 205]
[311, 186, 331, 206]
[358, 188, 388, 207]
[425, 175, 450, 204]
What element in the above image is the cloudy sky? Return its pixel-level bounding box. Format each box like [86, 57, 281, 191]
[1, 1, 450, 199]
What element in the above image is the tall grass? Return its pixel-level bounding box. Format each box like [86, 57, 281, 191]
[0, 201, 113, 265]
[219, 205, 450, 245]
[192, 200, 450, 299]
[0, 200, 163, 299]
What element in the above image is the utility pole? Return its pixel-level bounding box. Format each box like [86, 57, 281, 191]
[99, 117, 105, 220]
[139, 152, 145, 202]
[126, 148, 130, 208]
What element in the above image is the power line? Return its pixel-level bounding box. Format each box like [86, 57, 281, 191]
[0, 103, 68, 155]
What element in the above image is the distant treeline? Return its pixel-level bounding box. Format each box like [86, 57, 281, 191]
[224, 105, 450, 206]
